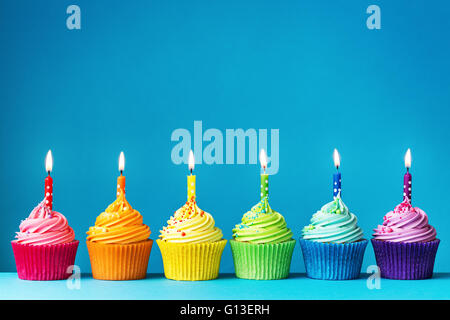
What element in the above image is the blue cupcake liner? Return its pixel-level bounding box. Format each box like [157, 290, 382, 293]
[299, 238, 368, 280]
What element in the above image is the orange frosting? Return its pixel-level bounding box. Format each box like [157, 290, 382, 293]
[87, 194, 150, 244]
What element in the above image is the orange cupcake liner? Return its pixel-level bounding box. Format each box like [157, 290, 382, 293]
[86, 239, 153, 280]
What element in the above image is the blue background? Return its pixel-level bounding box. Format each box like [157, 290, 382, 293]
[1, 0, 449, 274]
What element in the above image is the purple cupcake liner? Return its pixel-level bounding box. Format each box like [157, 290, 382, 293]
[371, 239, 440, 280]
[299, 239, 368, 280]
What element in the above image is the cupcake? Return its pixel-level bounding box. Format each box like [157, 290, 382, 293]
[157, 196, 227, 281]
[372, 198, 439, 280]
[11, 199, 79, 280]
[86, 193, 152, 280]
[300, 196, 368, 280]
[230, 196, 295, 280]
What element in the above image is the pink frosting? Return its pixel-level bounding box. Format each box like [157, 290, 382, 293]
[14, 200, 75, 245]
[373, 198, 437, 243]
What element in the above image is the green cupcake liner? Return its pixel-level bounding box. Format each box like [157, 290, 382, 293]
[230, 239, 296, 280]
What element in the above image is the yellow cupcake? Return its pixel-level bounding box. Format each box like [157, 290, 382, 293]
[157, 196, 226, 281]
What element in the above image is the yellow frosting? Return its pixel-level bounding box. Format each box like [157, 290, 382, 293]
[159, 197, 223, 243]
[86, 194, 150, 244]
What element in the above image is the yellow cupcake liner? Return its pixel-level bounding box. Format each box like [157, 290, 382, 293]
[87, 239, 153, 280]
[157, 239, 227, 281]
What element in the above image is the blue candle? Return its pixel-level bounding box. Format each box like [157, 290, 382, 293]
[333, 149, 341, 198]
[333, 172, 341, 197]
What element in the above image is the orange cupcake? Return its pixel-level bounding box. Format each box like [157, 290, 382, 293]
[86, 153, 152, 280]
[86, 193, 152, 280]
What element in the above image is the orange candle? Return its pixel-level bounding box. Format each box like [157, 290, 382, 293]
[117, 151, 126, 197]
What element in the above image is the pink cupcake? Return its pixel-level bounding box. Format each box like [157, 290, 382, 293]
[372, 198, 439, 279]
[11, 199, 79, 280]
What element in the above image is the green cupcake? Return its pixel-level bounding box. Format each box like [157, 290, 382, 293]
[230, 196, 296, 280]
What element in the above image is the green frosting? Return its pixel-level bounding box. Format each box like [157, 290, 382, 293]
[302, 196, 364, 243]
[232, 196, 293, 244]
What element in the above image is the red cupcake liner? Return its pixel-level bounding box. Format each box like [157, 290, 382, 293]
[371, 239, 440, 280]
[11, 240, 79, 281]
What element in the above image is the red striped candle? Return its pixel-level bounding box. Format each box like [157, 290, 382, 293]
[44, 150, 53, 210]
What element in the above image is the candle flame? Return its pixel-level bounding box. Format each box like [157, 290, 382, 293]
[333, 148, 340, 169]
[404, 148, 411, 169]
[188, 150, 195, 172]
[260, 149, 268, 171]
[45, 150, 53, 173]
[118, 151, 125, 172]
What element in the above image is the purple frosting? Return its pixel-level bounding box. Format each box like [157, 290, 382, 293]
[373, 198, 436, 243]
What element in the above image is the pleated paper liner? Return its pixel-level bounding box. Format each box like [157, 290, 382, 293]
[299, 238, 368, 280]
[157, 239, 227, 281]
[371, 238, 440, 280]
[87, 239, 153, 280]
[11, 240, 79, 281]
[230, 239, 296, 280]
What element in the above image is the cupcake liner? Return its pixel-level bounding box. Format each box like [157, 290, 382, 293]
[157, 239, 227, 281]
[371, 239, 440, 280]
[299, 238, 368, 280]
[230, 239, 296, 280]
[87, 239, 153, 280]
[11, 240, 79, 281]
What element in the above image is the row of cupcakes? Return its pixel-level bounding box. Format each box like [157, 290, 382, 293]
[11, 149, 439, 281]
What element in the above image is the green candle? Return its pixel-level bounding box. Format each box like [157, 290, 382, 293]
[260, 149, 269, 199]
[261, 174, 269, 199]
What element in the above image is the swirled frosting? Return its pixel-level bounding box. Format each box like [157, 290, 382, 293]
[232, 196, 293, 244]
[14, 199, 75, 245]
[302, 196, 363, 243]
[159, 197, 223, 243]
[373, 198, 437, 243]
[86, 194, 150, 244]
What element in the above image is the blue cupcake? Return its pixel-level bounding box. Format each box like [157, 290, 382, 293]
[299, 196, 368, 280]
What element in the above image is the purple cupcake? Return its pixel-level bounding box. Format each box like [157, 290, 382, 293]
[372, 198, 439, 280]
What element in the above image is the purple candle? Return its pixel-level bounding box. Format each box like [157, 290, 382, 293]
[403, 148, 412, 201]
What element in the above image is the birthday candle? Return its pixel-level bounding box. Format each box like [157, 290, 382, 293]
[260, 149, 269, 199]
[333, 148, 341, 198]
[44, 150, 53, 210]
[117, 151, 126, 197]
[403, 148, 412, 201]
[187, 150, 196, 200]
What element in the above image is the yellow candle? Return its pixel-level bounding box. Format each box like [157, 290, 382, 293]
[187, 150, 196, 200]
[187, 174, 196, 200]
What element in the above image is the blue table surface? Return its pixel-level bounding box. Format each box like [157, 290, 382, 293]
[1, 273, 449, 300]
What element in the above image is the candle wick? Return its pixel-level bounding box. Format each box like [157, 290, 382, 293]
[406, 167, 409, 173]
[47, 171, 51, 176]
[190, 169, 193, 175]
[120, 170, 123, 176]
